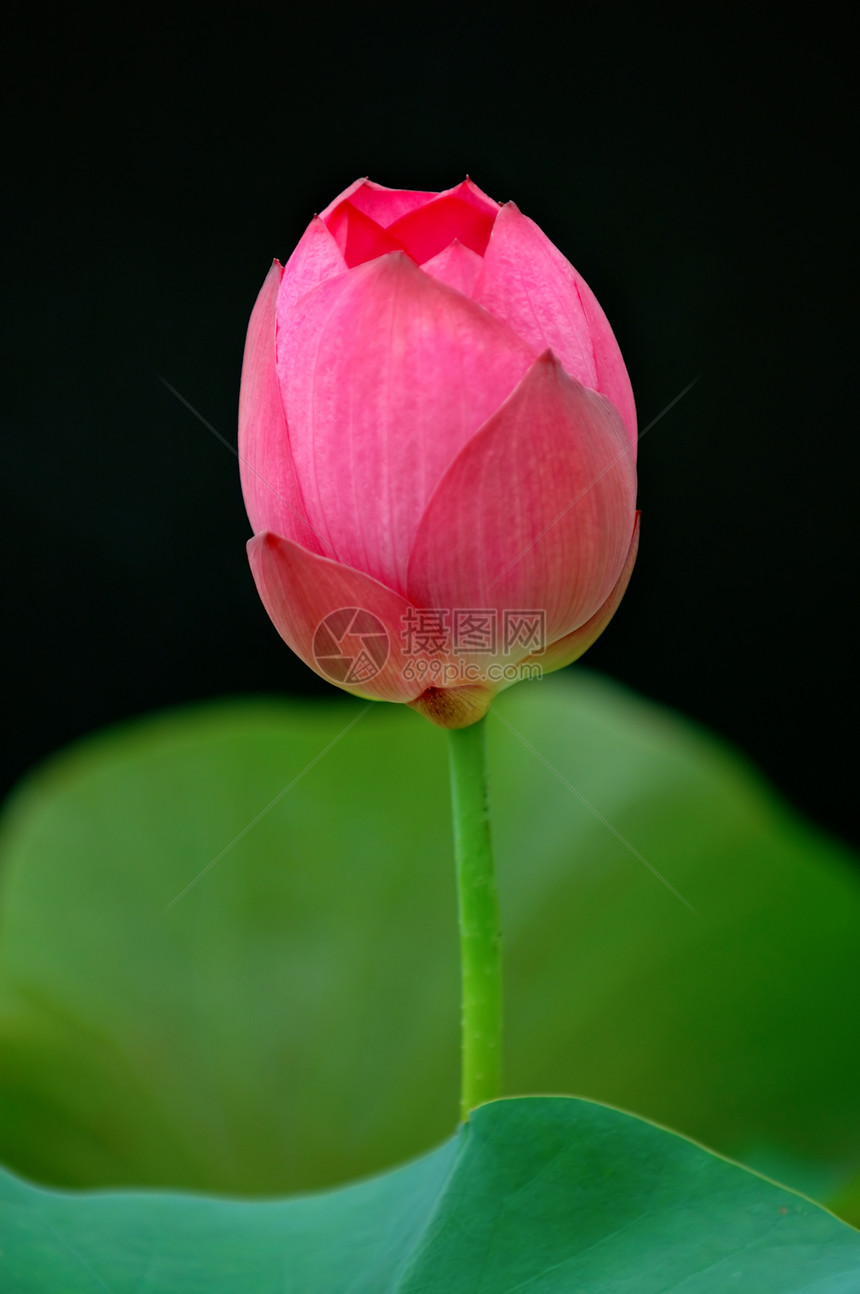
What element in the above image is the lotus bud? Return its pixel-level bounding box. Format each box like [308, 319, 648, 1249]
[240, 179, 639, 728]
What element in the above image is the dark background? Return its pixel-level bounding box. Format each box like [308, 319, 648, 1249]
[4, 6, 857, 845]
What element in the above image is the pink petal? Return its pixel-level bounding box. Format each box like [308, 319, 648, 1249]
[420, 240, 484, 296]
[247, 532, 423, 703]
[387, 188, 497, 264]
[321, 179, 437, 228]
[319, 178, 498, 240]
[324, 201, 408, 268]
[238, 262, 326, 554]
[278, 252, 535, 594]
[407, 351, 637, 647]
[279, 216, 347, 318]
[444, 177, 501, 218]
[514, 512, 640, 677]
[317, 177, 371, 219]
[473, 203, 637, 448]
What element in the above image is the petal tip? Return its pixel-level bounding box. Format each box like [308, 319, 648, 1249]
[247, 529, 277, 555]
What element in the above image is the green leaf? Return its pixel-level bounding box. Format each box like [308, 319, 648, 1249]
[0, 674, 857, 1211]
[2, 1097, 858, 1293]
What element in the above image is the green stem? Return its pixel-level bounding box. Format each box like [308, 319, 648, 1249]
[448, 716, 502, 1121]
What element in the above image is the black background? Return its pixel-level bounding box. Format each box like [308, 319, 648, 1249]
[4, 6, 857, 846]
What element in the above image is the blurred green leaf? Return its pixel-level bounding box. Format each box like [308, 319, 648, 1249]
[0, 673, 857, 1209]
[2, 1097, 857, 1293]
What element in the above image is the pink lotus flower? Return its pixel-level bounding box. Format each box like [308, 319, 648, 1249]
[240, 178, 639, 728]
